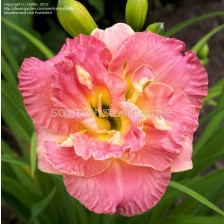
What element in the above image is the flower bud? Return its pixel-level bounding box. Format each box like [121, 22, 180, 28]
[125, 0, 148, 31]
[197, 43, 209, 59]
[146, 22, 164, 35]
[200, 57, 209, 67]
[57, 0, 98, 37]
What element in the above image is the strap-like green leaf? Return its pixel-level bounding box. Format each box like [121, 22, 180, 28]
[1, 54, 18, 89]
[192, 24, 224, 53]
[164, 11, 224, 36]
[2, 39, 19, 73]
[168, 181, 224, 216]
[31, 188, 56, 218]
[158, 215, 224, 224]
[193, 85, 224, 158]
[2, 154, 29, 167]
[204, 78, 224, 104]
[30, 132, 37, 176]
[2, 17, 54, 59]
[199, 106, 224, 125]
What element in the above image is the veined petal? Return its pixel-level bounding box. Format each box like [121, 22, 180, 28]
[171, 134, 193, 172]
[45, 141, 112, 177]
[35, 123, 67, 174]
[136, 83, 199, 134]
[48, 35, 112, 69]
[132, 65, 155, 92]
[18, 57, 83, 134]
[74, 130, 126, 160]
[47, 38, 79, 65]
[66, 41, 127, 111]
[51, 58, 92, 120]
[91, 23, 135, 53]
[122, 83, 198, 170]
[109, 31, 208, 114]
[68, 45, 127, 113]
[64, 161, 171, 216]
[119, 102, 145, 152]
[74, 102, 145, 160]
[78, 34, 113, 69]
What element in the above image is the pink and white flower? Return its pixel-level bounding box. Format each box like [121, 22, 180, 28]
[18, 23, 208, 216]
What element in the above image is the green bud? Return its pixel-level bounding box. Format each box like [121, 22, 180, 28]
[200, 57, 209, 67]
[57, 0, 98, 37]
[197, 43, 209, 59]
[146, 22, 164, 35]
[125, 0, 148, 31]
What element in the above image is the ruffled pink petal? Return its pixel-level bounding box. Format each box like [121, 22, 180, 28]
[121, 121, 181, 170]
[50, 35, 126, 132]
[122, 83, 198, 170]
[74, 102, 145, 160]
[47, 38, 79, 65]
[132, 65, 155, 92]
[51, 58, 92, 120]
[137, 83, 199, 134]
[18, 58, 83, 134]
[109, 31, 208, 114]
[66, 40, 127, 111]
[48, 35, 112, 69]
[35, 123, 66, 174]
[64, 161, 171, 216]
[77, 34, 113, 69]
[171, 134, 193, 172]
[74, 130, 126, 160]
[52, 57, 110, 133]
[44, 141, 112, 177]
[119, 102, 145, 152]
[91, 23, 135, 53]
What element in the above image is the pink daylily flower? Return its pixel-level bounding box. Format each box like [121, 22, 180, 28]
[18, 23, 208, 216]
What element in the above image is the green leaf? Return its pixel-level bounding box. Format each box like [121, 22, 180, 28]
[158, 216, 224, 224]
[167, 180, 224, 216]
[196, 148, 224, 174]
[2, 17, 54, 59]
[1, 54, 18, 89]
[193, 85, 224, 158]
[203, 85, 223, 107]
[2, 191, 30, 222]
[1, 79, 24, 110]
[1, 39, 19, 73]
[190, 126, 224, 176]
[168, 181, 224, 216]
[102, 214, 116, 224]
[31, 187, 56, 218]
[192, 24, 224, 53]
[2, 80, 34, 135]
[2, 174, 33, 207]
[1, 139, 14, 155]
[164, 11, 224, 36]
[2, 154, 29, 167]
[30, 132, 37, 176]
[2, 93, 31, 144]
[192, 183, 224, 215]
[69, 197, 89, 224]
[150, 169, 224, 221]
[199, 106, 224, 125]
[1, 0, 37, 60]
[47, 175, 84, 224]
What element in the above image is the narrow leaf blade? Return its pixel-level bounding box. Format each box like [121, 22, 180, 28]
[168, 181, 224, 216]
